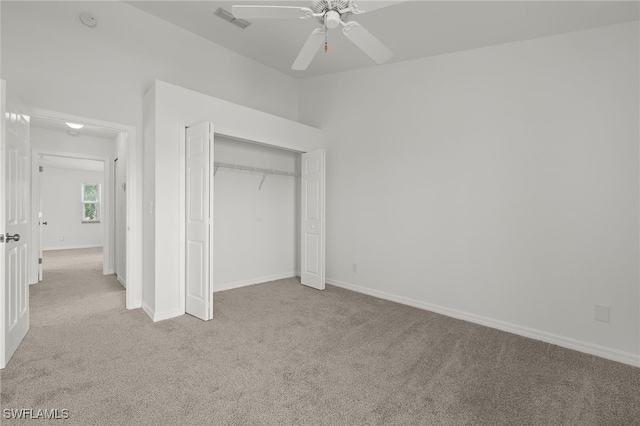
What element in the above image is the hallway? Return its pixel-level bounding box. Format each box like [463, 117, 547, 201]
[31, 248, 124, 327]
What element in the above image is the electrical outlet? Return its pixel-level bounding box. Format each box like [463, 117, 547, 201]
[352, 263, 358, 273]
[594, 305, 610, 323]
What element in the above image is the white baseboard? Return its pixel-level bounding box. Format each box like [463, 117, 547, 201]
[326, 278, 640, 368]
[214, 272, 298, 293]
[117, 275, 126, 288]
[141, 302, 154, 321]
[152, 308, 182, 322]
[128, 301, 141, 310]
[141, 301, 180, 322]
[44, 244, 103, 251]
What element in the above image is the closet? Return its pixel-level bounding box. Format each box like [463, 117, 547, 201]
[213, 136, 301, 291]
[184, 122, 325, 321]
[142, 80, 323, 323]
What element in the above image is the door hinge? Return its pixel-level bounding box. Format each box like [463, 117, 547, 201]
[39, 166, 43, 172]
[39, 258, 42, 264]
[0, 234, 4, 243]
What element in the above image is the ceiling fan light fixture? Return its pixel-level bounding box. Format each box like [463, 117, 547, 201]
[324, 10, 341, 29]
[235, 0, 393, 70]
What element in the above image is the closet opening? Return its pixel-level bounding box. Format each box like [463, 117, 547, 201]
[180, 123, 325, 321]
[212, 135, 302, 293]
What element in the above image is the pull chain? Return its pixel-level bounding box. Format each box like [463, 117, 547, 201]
[324, 21, 328, 53]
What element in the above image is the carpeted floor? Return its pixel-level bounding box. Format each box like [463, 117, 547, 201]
[1, 248, 639, 425]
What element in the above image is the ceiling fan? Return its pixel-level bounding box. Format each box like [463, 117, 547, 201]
[232, 0, 395, 70]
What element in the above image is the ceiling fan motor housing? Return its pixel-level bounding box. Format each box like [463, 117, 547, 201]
[311, 0, 353, 26]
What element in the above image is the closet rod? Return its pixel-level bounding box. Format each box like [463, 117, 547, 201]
[213, 161, 300, 177]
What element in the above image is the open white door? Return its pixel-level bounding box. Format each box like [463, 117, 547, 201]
[38, 212, 44, 282]
[37, 162, 44, 282]
[114, 156, 126, 286]
[301, 149, 325, 290]
[185, 123, 213, 321]
[1, 81, 30, 368]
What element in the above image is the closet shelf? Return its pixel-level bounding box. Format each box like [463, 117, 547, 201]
[213, 161, 300, 190]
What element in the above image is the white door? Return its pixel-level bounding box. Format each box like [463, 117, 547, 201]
[1, 82, 30, 368]
[38, 213, 44, 282]
[301, 149, 325, 290]
[114, 157, 126, 285]
[185, 123, 213, 321]
[37, 163, 44, 282]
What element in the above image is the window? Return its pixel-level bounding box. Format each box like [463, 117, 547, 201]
[82, 183, 101, 223]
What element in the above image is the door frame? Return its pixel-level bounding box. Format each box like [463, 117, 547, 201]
[32, 150, 111, 275]
[27, 108, 141, 310]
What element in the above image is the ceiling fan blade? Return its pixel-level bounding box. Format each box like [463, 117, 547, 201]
[231, 5, 313, 20]
[348, 0, 406, 14]
[292, 28, 326, 71]
[342, 22, 393, 64]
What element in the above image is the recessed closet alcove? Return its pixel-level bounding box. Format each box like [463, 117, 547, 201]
[142, 79, 324, 322]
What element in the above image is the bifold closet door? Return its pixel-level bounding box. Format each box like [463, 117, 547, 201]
[301, 149, 325, 290]
[185, 122, 214, 321]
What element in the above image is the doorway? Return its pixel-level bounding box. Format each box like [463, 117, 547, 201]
[1, 90, 142, 368]
[27, 108, 141, 310]
[36, 154, 107, 282]
[30, 114, 117, 284]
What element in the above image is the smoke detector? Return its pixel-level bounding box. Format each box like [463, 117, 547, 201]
[79, 12, 97, 28]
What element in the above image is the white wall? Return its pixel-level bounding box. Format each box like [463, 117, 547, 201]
[41, 168, 104, 251]
[213, 136, 299, 291]
[298, 21, 640, 365]
[142, 85, 156, 315]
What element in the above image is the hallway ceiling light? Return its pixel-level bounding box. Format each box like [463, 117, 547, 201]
[66, 122, 84, 129]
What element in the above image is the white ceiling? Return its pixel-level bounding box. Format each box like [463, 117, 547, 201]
[31, 115, 120, 140]
[127, 0, 639, 78]
[40, 155, 104, 173]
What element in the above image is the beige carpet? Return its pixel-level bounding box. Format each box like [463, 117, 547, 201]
[1, 248, 639, 425]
